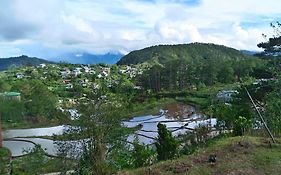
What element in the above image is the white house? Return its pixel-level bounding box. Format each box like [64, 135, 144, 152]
[38, 63, 47, 68]
[65, 83, 73, 89]
[217, 90, 239, 102]
[16, 73, 24, 79]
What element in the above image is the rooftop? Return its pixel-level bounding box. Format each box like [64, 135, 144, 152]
[4, 92, 21, 97]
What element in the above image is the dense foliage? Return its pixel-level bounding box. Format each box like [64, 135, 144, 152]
[155, 123, 179, 161]
[118, 43, 258, 65]
[257, 22, 281, 54]
[137, 55, 264, 92]
[57, 100, 128, 175]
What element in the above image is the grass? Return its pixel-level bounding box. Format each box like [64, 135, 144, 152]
[12, 148, 76, 175]
[12, 156, 75, 175]
[0, 147, 11, 174]
[128, 98, 177, 117]
[0, 147, 10, 157]
[120, 136, 281, 175]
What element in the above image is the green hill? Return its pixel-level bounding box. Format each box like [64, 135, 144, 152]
[117, 43, 255, 65]
[120, 136, 281, 175]
[0, 55, 52, 71]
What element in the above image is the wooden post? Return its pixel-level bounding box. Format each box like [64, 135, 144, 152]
[245, 87, 276, 143]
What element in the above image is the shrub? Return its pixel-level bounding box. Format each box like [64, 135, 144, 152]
[155, 123, 179, 161]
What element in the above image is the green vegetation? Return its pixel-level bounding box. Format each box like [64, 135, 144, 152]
[118, 43, 255, 65]
[117, 44, 266, 96]
[1, 39, 281, 174]
[12, 145, 75, 175]
[0, 147, 11, 175]
[121, 136, 281, 175]
[131, 140, 156, 168]
[58, 101, 128, 175]
[0, 55, 51, 71]
[257, 22, 281, 54]
[156, 123, 180, 161]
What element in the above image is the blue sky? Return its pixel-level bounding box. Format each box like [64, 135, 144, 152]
[0, 0, 281, 58]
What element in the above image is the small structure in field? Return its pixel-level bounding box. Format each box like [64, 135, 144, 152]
[3, 92, 21, 101]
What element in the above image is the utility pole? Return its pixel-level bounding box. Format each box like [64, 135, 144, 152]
[245, 87, 276, 143]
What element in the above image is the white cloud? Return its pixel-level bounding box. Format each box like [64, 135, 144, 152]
[0, 0, 280, 58]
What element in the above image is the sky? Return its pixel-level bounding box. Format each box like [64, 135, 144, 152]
[0, 0, 281, 58]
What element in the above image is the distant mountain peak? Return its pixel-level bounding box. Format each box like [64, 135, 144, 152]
[240, 50, 260, 56]
[52, 52, 124, 64]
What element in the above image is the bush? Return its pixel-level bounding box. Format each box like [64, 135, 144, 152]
[155, 123, 179, 161]
[233, 116, 252, 136]
[132, 140, 156, 168]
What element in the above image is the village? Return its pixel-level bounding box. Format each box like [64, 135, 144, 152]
[1, 63, 146, 109]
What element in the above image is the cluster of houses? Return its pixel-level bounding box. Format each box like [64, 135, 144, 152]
[10, 63, 144, 96]
[119, 65, 143, 78]
[59, 66, 112, 79]
[58, 65, 143, 90]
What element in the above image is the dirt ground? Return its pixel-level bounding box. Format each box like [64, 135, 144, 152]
[164, 103, 198, 119]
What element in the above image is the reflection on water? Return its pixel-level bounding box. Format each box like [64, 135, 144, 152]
[3, 140, 35, 157]
[124, 113, 216, 145]
[3, 126, 65, 157]
[22, 138, 57, 155]
[4, 125, 65, 138]
[4, 109, 216, 156]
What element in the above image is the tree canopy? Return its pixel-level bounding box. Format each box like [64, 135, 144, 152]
[257, 22, 281, 54]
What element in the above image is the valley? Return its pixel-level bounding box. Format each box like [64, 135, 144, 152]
[0, 43, 281, 174]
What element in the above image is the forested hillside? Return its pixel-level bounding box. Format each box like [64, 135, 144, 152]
[117, 43, 255, 65]
[0, 55, 51, 71]
[122, 43, 267, 92]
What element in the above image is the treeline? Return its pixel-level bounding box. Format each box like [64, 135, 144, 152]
[138, 57, 265, 92]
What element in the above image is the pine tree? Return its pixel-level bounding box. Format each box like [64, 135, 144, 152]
[258, 22, 281, 54]
[155, 123, 179, 161]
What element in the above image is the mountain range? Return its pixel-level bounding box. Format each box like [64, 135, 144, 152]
[51, 52, 124, 64]
[0, 44, 261, 71]
[0, 53, 124, 71]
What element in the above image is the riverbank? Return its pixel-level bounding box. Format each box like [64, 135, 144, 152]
[3, 120, 63, 130]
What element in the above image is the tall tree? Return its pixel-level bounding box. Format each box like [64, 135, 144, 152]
[23, 80, 57, 120]
[155, 123, 179, 161]
[265, 78, 281, 136]
[57, 100, 127, 175]
[258, 22, 281, 54]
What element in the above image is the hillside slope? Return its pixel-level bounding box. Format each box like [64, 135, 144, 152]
[117, 43, 255, 65]
[0, 55, 51, 71]
[120, 136, 281, 175]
